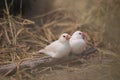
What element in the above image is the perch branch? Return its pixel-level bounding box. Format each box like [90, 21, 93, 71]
[0, 47, 97, 76]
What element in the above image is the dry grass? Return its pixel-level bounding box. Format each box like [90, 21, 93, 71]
[0, 1, 78, 65]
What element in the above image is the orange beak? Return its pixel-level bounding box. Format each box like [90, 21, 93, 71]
[66, 35, 71, 40]
[82, 32, 86, 39]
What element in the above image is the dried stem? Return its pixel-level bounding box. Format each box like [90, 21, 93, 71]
[20, 0, 23, 17]
[4, 0, 16, 45]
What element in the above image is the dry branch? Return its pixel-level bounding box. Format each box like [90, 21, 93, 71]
[0, 47, 97, 76]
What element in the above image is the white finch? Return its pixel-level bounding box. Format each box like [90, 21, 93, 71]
[39, 33, 71, 58]
[70, 31, 86, 54]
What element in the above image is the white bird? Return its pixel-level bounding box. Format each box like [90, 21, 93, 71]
[70, 31, 86, 54]
[39, 33, 71, 58]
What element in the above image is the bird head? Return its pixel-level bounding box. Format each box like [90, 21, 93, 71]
[72, 31, 86, 39]
[59, 33, 71, 42]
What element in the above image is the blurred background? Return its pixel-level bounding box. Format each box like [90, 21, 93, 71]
[0, 0, 120, 80]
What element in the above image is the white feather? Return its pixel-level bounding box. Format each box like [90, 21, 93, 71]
[70, 31, 86, 54]
[39, 33, 71, 58]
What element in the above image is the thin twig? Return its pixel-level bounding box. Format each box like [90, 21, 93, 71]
[31, 8, 66, 19]
[4, 0, 15, 45]
[20, 0, 23, 17]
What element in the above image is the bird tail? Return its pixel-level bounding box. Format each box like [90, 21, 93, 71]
[39, 50, 56, 58]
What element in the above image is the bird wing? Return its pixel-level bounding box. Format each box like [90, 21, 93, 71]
[39, 40, 63, 57]
[44, 40, 61, 52]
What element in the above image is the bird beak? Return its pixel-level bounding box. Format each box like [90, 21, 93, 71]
[66, 35, 71, 40]
[82, 32, 86, 39]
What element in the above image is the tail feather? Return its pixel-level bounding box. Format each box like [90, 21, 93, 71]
[38, 49, 56, 58]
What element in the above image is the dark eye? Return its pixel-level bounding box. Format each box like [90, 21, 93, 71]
[79, 33, 82, 35]
[63, 35, 66, 38]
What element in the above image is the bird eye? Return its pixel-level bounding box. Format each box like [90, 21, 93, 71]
[79, 33, 82, 35]
[63, 35, 66, 38]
